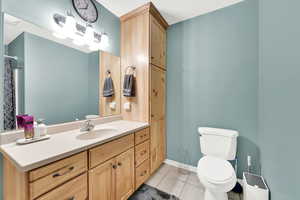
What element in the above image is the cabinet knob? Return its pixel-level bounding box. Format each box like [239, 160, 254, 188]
[117, 162, 122, 166]
[140, 150, 147, 156]
[140, 170, 147, 177]
[112, 164, 117, 169]
[68, 197, 75, 200]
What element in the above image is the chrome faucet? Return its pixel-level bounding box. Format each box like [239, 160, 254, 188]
[80, 120, 95, 132]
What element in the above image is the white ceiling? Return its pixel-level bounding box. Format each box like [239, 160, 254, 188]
[96, 0, 243, 25]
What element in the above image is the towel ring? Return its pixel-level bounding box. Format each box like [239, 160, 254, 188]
[106, 69, 111, 76]
[125, 66, 136, 75]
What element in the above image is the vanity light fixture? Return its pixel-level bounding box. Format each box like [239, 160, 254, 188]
[52, 11, 109, 50]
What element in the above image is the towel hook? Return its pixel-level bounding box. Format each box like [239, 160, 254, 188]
[125, 66, 136, 75]
[106, 69, 111, 76]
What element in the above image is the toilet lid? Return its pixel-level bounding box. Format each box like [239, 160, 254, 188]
[198, 156, 235, 184]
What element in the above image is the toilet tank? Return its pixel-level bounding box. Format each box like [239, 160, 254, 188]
[198, 127, 238, 160]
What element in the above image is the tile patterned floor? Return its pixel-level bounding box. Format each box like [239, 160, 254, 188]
[146, 164, 243, 200]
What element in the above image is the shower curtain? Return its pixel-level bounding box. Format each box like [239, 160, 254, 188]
[3, 58, 16, 130]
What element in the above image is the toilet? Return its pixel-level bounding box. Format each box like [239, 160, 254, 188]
[197, 127, 239, 200]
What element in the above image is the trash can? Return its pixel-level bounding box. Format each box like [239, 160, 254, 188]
[243, 172, 269, 200]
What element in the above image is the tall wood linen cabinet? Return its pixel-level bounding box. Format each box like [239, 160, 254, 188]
[120, 2, 168, 174]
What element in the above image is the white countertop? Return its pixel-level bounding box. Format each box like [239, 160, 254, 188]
[0, 120, 148, 172]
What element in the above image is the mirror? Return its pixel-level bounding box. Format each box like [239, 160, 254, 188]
[2, 13, 121, 132]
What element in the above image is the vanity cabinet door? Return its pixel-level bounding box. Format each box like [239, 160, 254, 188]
[150, 66, 166, 173]
[115, 148, 135, 200]
[150, 15, 166, 69]
[89, 159, 116, 200]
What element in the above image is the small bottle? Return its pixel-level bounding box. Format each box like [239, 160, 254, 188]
[34, 121, 40, 138]
[35, 119, 47, 137]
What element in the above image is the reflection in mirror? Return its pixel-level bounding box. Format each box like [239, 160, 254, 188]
[2, 13, 120, 132]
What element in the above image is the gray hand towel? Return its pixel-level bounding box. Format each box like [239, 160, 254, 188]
[103, 77, 114, 97]
[123, 74, 135, 97]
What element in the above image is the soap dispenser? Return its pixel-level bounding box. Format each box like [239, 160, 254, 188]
[35, 119, 47, 137]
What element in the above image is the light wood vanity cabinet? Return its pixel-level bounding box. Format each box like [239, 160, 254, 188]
[89, 134, 134, 168]
[134, 128, 151, 189]
[4, 128, 151, 200]
[89, 148, 135, 200]
[4, 151, 88, 200]
[115, 149, 135, 200]
[135, 140, 150, 166]
[89, 159, 115, 200]
[29, 152, 88, 199]
[36, 173, 88, 200]
[89, 134, 135, 200]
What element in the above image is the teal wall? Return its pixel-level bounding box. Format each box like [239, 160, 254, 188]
[23, 32, 93, 125]
[88, 51, 100, 115]
[259, 0, 300, 199]
[166, 0, 259, 178]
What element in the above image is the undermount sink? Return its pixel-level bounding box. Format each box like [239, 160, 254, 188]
[76, 128, 118, 140]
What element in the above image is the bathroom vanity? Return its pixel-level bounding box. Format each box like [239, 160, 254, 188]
[1, 119, 150, 200]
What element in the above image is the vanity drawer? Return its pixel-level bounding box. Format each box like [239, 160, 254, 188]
[135, 140, 150, 167]
[135, 128, 150, 145]
[135, 159, 150, 189]
[35, 173, 88, 200]
[29, 152, 88, 199]
[89, 134, 134, 168]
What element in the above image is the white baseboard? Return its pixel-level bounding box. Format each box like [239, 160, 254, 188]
[164, 159, 243, 187]
[164, 159, 197, 173]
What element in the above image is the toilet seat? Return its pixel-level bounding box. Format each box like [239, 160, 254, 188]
[198, 156, 235, 184]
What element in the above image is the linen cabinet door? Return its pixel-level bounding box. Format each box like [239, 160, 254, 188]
[89, 159, 116, 200]
[115, 148, 135, 200]
[150, 15, 166, 69]
[150, 66, 166, 173]
[150, 119, 166, 173]
[150, 66, 165, 121]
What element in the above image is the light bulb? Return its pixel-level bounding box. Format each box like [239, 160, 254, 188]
[100, 33, 109, 48]
[84, 24, 95, 45]
[64, 11, 76, 37]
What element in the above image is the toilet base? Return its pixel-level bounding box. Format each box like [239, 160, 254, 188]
[204, 189, 228, 200]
